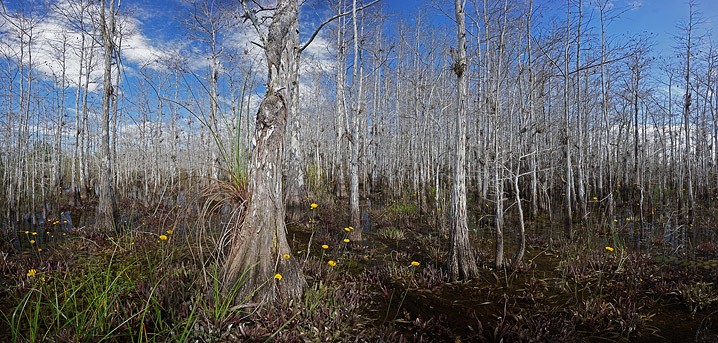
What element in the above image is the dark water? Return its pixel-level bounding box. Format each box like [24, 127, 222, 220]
[3, 210, 79, 252]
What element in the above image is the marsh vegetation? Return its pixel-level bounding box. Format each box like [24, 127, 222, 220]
[2, 0, 718, 341]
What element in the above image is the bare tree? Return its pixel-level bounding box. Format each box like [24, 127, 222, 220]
[348, 0, 364, 241]
[562, 0, 573, 239]
[96, 0, 119, 232]
[222, 0, 306, 302]
[680, 0, 697, 223]
[447, 0, 478, 281]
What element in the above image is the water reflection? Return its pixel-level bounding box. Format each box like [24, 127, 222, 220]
[3, 210, 79, 252]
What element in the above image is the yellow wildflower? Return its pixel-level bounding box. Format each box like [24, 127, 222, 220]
[274, 273, 282, 280]
[592, 197, 598, 201]
[343, 238, 350, 243]
[29, 240, 35, 244]
[605, 246, 614, 252]
[37, 248, 42, 252]
[159, 235, 168, 241]
[411, 261, 420, 267]
[283, 254, 291, 260]
[53, 220, 59, 225]
[166, 229, 173, 235]
[24, 231, 29, 235]
[344, 227, 351, 232]
[626, 217, 631, 221]
[321, 244, 329, 250]
[31, 232, 37, 236]
[27, 269, 37, 277]
[348, 226, 354, 231]
[328, 260, 337, 267]
[310, 203, 318, 210]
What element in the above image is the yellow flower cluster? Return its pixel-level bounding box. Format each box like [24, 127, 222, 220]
[27, 269, 37, 277]
[321, 244, 329, 250]
[274, 273, 282, 280]
[605, 246, 614, 252]
[159, 235, 168, 241]
[327, 260, 337, 267]
[283, 254, 291, 260]
[410, 261, 420, 267]
[310, 203, 318, 210]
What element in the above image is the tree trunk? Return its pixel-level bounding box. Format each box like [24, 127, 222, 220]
[683, 0, 696, 224]
[563, 0, 574, 239]
[513, 160, 526, 265]
[333, 2, 348, 199]
[222, 0, 306, 303]
[448, 0, 478, 281]
[96, 0, 119, 232]
[348, 0, 363, 241]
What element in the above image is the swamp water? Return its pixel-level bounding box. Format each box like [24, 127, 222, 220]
[2, 200, 717, 341]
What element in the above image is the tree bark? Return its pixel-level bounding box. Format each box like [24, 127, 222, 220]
[682, 0, 696, 224]
[222, 0, 306, 303]
[348, 0, 363, 241]
[448, 0, 478, 281]
[96, 0, 119, 232]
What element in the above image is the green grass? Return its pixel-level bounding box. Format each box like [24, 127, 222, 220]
[2, 231, 195, 342]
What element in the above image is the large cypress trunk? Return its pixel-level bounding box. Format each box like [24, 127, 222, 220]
[222, 0, 306, 303]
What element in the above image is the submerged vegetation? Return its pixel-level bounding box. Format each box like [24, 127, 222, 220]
[1, 192, 718, 341]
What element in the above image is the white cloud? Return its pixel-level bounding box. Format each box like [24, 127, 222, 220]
[118, 15, 171, 70]
[225, 24, 265, 67]
[301, 33, 335, 74]
[628, 0, 643, 10]
[0, 1, 174, 91]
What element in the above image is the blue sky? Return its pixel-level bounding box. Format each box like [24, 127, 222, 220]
[126, 0, 717, 60]
[2, 0, 716, 91]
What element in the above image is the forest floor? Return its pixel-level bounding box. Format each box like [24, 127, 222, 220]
[1, 194, 718, 342]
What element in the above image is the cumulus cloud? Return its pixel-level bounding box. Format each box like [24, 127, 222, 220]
[118, 15, 172, 70]
[225, 23, 265, 66]
[0, 1, 174, 91]
[301, 33, 335, 74]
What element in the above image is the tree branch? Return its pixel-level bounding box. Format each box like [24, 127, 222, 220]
[299, 0, 381, 53]
[240, 0, 267, 46]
